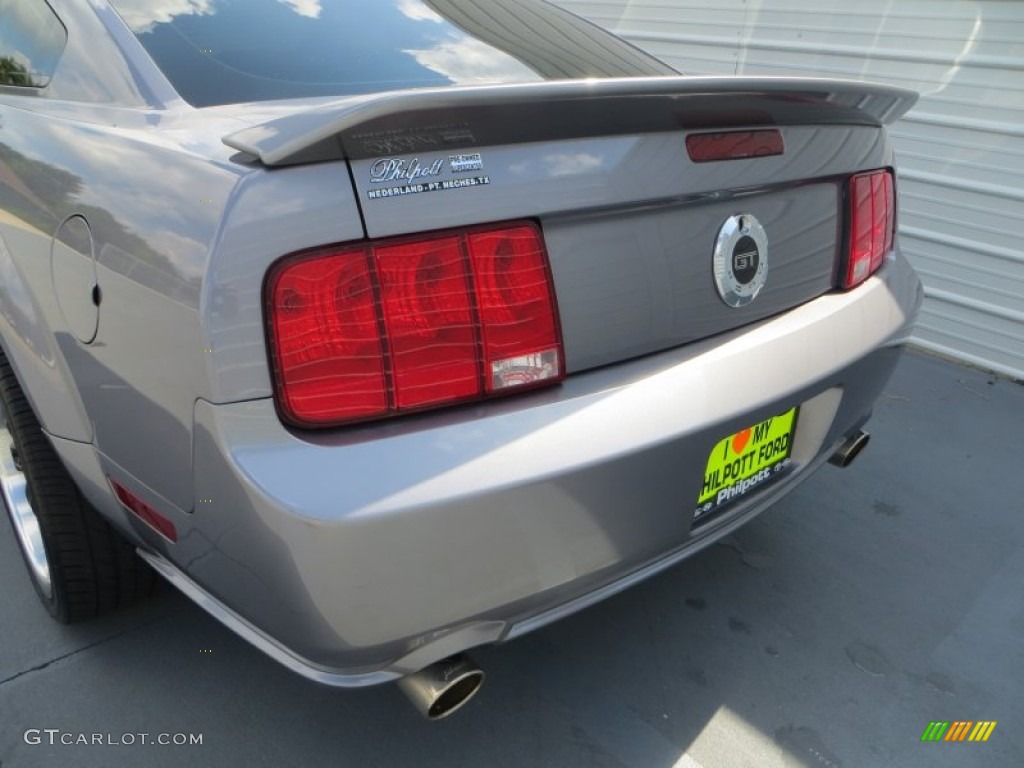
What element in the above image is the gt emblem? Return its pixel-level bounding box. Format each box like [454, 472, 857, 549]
[713, 214, 768, 308]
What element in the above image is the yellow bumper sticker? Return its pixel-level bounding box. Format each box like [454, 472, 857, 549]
[696, 407, 798, 518]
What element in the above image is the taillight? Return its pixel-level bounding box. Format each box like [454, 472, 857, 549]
[266, 221, 563, 427]
[843, 169, 895, 289]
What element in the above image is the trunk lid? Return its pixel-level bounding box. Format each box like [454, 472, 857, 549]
[223, 77, 916, 373]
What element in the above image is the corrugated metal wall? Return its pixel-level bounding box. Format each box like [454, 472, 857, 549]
[555, 0, 1024, 378]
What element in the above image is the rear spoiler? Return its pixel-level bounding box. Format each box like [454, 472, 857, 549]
[222, 76, 918, 167]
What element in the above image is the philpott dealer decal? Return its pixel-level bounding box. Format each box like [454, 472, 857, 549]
[366, 155, 489, 200]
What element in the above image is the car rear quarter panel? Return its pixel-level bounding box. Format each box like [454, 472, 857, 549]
[0, 100, 246, 511]
[0, 195, 93, 441]
[201, 162, 367, 403]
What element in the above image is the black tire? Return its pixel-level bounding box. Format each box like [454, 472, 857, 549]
[0, 351, 153, 623]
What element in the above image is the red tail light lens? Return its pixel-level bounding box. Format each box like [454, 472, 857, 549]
[267, 248, 387, 423]
[844, 169, 895, 288]
[266, 221, 564, 427]
[375, 236, 478, 409]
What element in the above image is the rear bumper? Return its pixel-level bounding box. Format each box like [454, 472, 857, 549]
[170, 253, 921, 686]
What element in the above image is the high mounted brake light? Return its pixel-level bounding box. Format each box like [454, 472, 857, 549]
[843, 169, 895, 289]
[266, 222, 563, 427]
[685, 129, 785, 163]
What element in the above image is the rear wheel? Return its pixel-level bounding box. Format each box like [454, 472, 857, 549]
[0, 352, 153, 623]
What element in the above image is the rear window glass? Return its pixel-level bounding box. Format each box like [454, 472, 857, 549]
[107, 0, 670, 107]
[0, 0, 67, 87]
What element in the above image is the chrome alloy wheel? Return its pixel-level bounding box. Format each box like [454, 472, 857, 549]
[0, 407, 52, 599]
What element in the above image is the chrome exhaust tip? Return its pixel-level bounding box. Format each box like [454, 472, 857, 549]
[396, 654, 484, 721]
[829, 430, 870, 468]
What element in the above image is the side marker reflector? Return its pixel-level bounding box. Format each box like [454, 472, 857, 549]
[109, 479, 178, 542]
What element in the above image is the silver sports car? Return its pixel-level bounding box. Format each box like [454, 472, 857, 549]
[1, 0, 920, 718]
